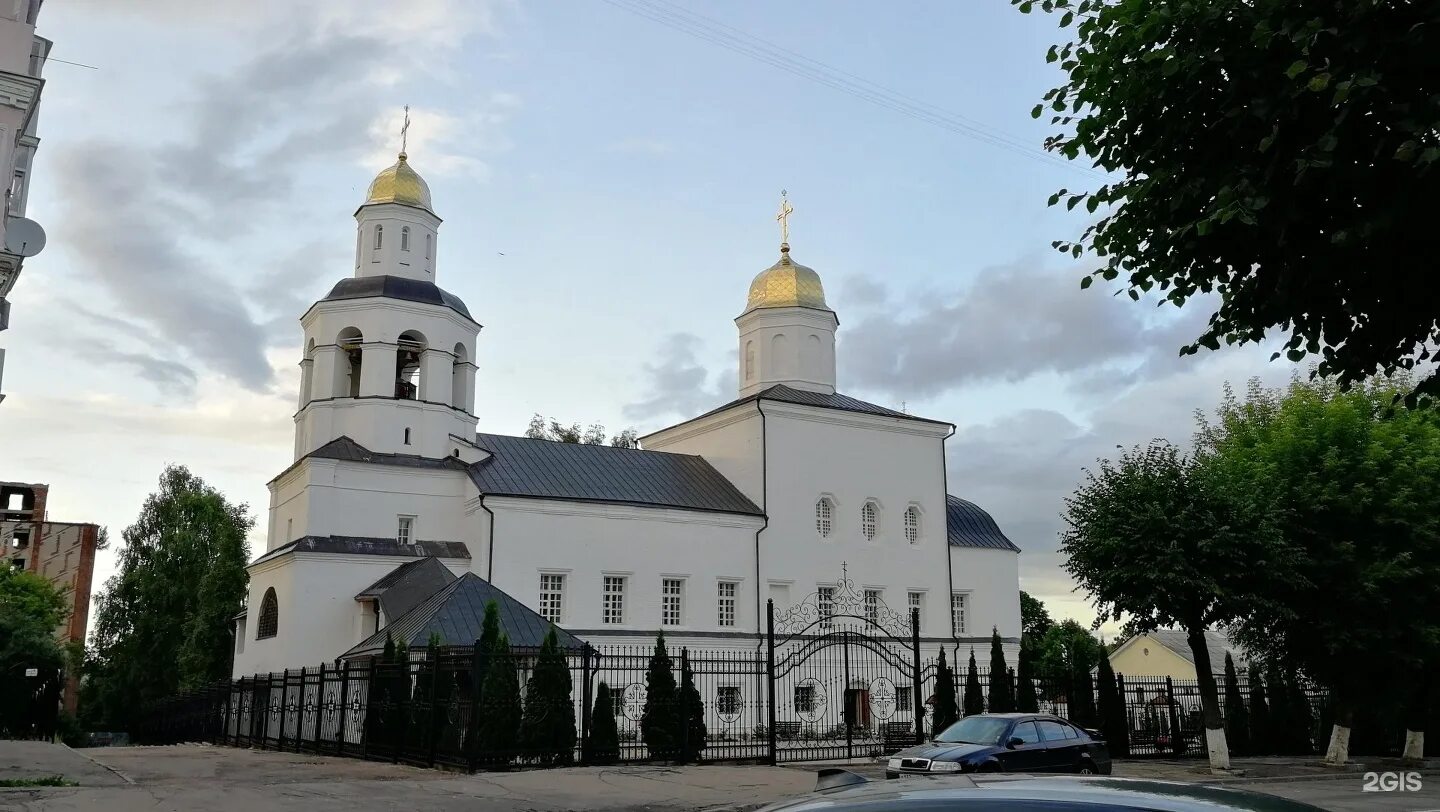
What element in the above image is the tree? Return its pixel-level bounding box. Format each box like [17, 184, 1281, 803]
[1199, 376, 1440, 764]
[525, 414, 639, 447]
[0, 567, 69, 737]
[1035, 620, 1105, 687]
[474, 633, 522, 767]
[83, 466, 252, 728]
[1248, 671, 1272, 756]
[1264, 662, 1292, 756]
[987, 628, 1013, 713]
[677, 651, 707, 763]
[1222, 654, 1250, 756]
[1017, 0, 1440, 402]
[587, 681, 620, 765]
[963, 649, 985, 717]
[640, 631, 679, 759]
[518, 628, 576, 765]
[1062, 440, 1286, 770]
[1069, 646, 1097, 730]
[1095, 648, 1128, 757]
[464, 603, 502, 767]
[1019, 591, 1055, 668]
[1014, 646, 1039, 714]
[931, 648, 959, 734]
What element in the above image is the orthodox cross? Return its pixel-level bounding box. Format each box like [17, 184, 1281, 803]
[400, 105, 411, 154]
[776, 189, 794, 245]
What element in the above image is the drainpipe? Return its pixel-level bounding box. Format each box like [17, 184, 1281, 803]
[942, 422, 958, 654]
[479, 493, 496, 581]
[754, 400, 769, 653]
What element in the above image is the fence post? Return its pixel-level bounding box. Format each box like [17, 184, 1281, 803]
[313, 664, 326, 753]
[1165, 675, 1183, 755]
[394, 658, 408, 764]
[336, 660, 350, 756]
[361, 661, 375, 759]
[279, 671, 292, 751]
[910, 607, 924, 745]
[579, 644, 593, 765]
[679, 647, 691, 765]
[1115, 674, 1129, 758]
[766, 599, 778, 766]
[466, 639, 483, 772]
[426, 652, 441, 768]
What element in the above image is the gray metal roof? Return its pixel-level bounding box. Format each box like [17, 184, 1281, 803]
[685, 384, 949, 426]
[312, 275, 474, 320]
[341, 572, 582, 658]
[355, 557, 457, 621]
[268, 436, 468, 486]
[946, 495, 1021, 552]
[251, 535, 471, 567]
[1144, 629, 1249, 669]
[468, 433, 762, 515]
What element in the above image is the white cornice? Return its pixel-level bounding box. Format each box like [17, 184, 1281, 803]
[486, 495, 764, 528]
[763, 400, 953, 437]
[300, 294, 480, 331]
[641, 402, 759, 446]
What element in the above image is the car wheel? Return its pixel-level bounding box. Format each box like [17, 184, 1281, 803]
[979, 761, 1002, 773]
[1077, 760, 1096, 775]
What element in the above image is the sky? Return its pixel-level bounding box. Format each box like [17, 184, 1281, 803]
[1, 0, 1300, 636]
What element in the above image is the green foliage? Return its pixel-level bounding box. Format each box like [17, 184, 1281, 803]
[1035, 620, 1104, 685]
[586, 681, 621, 764]
[81, 466, 253, 729]
[962, 649, 984, 717]
[931, 648, 959, 734]
[0, 565, 69, 630]
[525, 415, 639, 447]
[678, 651, 707, 763]
[518, 628, 576, 765]
[0, 776, 77, 788]
[1200, 378, 1440, 750]
[475, 633, 522, 766]
[987, 628, 1013, 713]
[1018, 0, 1440, 401]
[1014, 646, 1039, 714]
[1019, 591, 1054, 668]
[640, 632, 679, 759]
[1069, 647, 1097, 729]
[1223, 654, 1249, 756]
[1095, 652, 1128, 757]
[0, 567, 68, 737]
[1248, 671, 1272, 755]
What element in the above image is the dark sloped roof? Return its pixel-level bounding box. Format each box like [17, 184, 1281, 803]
[468, 433, 762, 515]
[252, 535, 471, 567]
[1145, 629, 1248, 667]
[268, 436, 469, 485]
[341, 572, 581, 658]
[683, 384, 949, 427]
[946, 495, 1021, 552]
[355, 557, 457, 621]
[314, 275, 474, 320]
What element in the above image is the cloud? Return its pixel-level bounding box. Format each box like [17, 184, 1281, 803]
[623, 333, 736, 422]
[362, 95, 521, 182]
[840, 259, 1211, 401]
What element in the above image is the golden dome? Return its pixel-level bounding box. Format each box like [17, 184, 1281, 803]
[364, 152, 433, 211]
[744, 243, 829, 313]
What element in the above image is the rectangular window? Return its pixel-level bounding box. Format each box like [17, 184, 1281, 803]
[898, 686, 912, 713]
[908, 591, 924, 632]
[539, 574, 564, 624]
[864, 589, 881, 624]
[662, 578, 684, 626]
[397, 515, 415, 545]
[717, 581, 737, 627]
[717, 686, 741, 716]
[817, 586, 835, 629]
[795, 684, 816, 713]
[951, 592, 968, 635]
[603, 576, 626, 625]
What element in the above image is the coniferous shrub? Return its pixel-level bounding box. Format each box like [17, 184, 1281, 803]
[963, 649, 985, 717]
[518, 628, 576, 765]
[931, 649, 960, 734]
[475, 633, 522, 767]
[1069, 645, 1096, 729]
[1015, 647, 1039, 713]
[586, 681, 621, 764]
[678, 652, 707, 763]
[1265, 662, 1292, 755]
[1096, 652, 1129, 756]
[1222, 654, 1249, 756]
[1248, 671, 1272, 755]
[640, 631, 679, 760]
[987, 629, 1013, 713]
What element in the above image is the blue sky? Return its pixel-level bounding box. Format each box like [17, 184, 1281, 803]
[1, 0, 1296, 631]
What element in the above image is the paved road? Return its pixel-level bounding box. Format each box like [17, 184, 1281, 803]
[2, 744, 1437, 812]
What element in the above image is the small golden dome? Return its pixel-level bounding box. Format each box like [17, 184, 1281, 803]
[364, 152, 433, 211]
[744, 243, 829, 313]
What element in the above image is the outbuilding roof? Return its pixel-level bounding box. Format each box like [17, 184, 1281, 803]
[251, 535, 470, 567]
[354, 557, 457, 622]
[946, 495, 1021, 552]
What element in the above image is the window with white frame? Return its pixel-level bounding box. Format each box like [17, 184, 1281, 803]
[864, 589, 881, 624]
[815, 497, 834, 537]
[397, 515, 415, 545]
[904, 506, 920, 543]
[818, 586, 835, 629]
[861, 501, 878, 540]
[603, 576, 626, 624]
[662, 578, 684, 626]
[908, 591, 924, 631]
[951, 592, 968, 635]
[539, 574, 564, 624]
[717, 581, 737, 627]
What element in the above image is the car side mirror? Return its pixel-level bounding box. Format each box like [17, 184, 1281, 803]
[1008, 737, 1024, 748]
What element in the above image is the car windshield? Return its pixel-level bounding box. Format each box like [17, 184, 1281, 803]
[934, 716, 1011, 745]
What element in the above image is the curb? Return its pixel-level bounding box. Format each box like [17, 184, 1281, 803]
[61, 743, 135, 786]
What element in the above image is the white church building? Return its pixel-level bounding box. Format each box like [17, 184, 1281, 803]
[231, 151, 1021, 678]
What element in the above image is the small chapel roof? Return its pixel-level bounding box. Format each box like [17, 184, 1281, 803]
[342, 572, 582, 659]
[683, 384, 950, 427]
[945, 495, 1022, 552]
[268, 435, 469, 486]
[251, 535, 471, 567]
[355, 556, 457, 622]
[468, 433, 763, 515]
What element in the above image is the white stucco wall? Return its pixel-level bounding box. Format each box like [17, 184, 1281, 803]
[640, 407, 765, 507]
[949, 546, 1022, 643]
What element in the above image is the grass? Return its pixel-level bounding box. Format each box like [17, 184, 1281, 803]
[0, 775, 77, 787]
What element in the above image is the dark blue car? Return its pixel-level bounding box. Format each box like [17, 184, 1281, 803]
[886, 713, 1111, 777]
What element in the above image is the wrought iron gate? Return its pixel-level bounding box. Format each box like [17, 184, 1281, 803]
[766, 570, 922, 763]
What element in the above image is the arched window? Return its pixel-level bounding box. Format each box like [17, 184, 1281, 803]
[904, 506, 920, 544]
[401, 226, 411, 251]
[425, 233, 432, 259]
[861, 501, 878, 541]
[745, 341, 755, 380]
[336, 327, 363, 398]
[374, 224, 384, 249]
[396, 330, 427, 400]
[257, 587, 278, 639]
[403, 427, 411, 445]
[300, 338, 315, 403]
[815, 497, 834, 537]
[451, 342, 468, 409]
